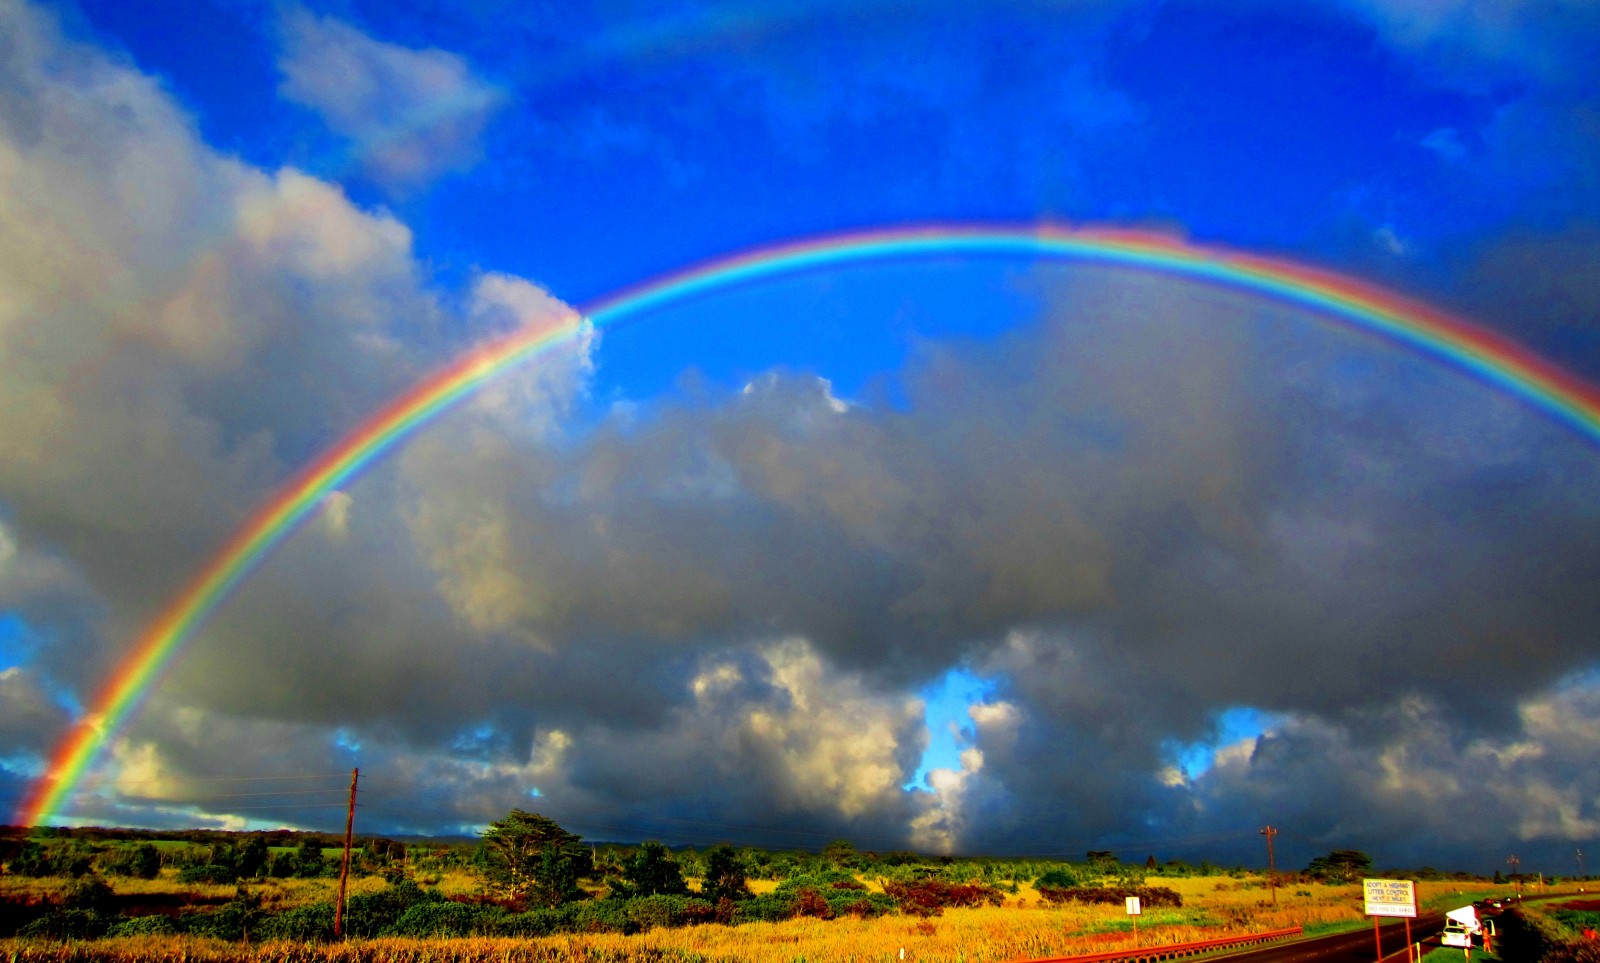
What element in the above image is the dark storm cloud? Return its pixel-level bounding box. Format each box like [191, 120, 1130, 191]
[381, 265, 1600, 857]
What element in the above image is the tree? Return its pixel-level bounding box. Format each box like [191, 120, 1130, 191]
[823, 839, 861, 869]
[296, 838, 326, 878]
[479, 809, 592, 907]
[619, 841, 688, 897]
[130, 843, 161, 880]
[700, 844, 751, 903]
[1305, 850, 1372, 883]
[1086, 851, 1118, 873]
[238, 835, 270, 878]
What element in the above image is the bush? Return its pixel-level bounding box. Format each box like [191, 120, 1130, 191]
[259, 902, 334, 942]
[181, 888, 266, 941]
[62, 876, 116, 915]
[566, 899, 637, 934]
[100, 843, 161, 879]
[179, 863, 240, 885]
[1034, 867, 1081, 889]
[106, 915, 178, 937]
[884, 878, 1003, 916]
[824, 889, 896, 919]
[1034, 884, 1182, 908]
[793, 888, 833, 919]
[19, 908, 111, 940]
[730, 893, 797, 925]
[10, 842, 92, 878]
[489, 907, 568, 938]
[342, 879, 441, 938]
[623, 894, 716, 931]
[385, 900, 497, 938]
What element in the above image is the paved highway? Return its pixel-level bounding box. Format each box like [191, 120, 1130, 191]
[1216, 914, 1447, 963]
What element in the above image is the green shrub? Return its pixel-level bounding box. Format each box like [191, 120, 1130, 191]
[106, 915, 178, 937]
[621, 894, 716, 931]
[1554, 911, 1600, 933]
[62, 876, 116, 915]
[824, 889, 896, 918]
[19, 909, 111, 940]
[566, 899, 636, 934]
[180, 888, 266, 941]
[179, 863, 239, 885]
[487, 907, 568, 937]
[385, 900, 497, 938]
[342, 879, 441, 938]
[259, 902, 334, 942]
[730, 893, 797, 924]
[1034, 867, 1081, 889]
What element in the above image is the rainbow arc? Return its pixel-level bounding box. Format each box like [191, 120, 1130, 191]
[21, 224, 1600, 825]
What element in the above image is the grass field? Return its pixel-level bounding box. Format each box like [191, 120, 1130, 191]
[0, 870, 1525, 963]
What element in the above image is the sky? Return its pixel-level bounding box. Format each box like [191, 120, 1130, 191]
[1, 0, 1598, 875]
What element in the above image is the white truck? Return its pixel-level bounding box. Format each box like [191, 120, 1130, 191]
[1442, 906, 1481, 948]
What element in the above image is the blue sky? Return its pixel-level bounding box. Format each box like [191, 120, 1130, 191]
[1, 0, 1598, 869]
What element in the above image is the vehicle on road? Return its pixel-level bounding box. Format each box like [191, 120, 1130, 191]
[1442, 906, 1481, 949]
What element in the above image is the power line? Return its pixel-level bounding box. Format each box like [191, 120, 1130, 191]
[117, 789, 351, 802]
[79, 772, 358, 787]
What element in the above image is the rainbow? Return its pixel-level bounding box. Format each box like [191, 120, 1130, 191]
[21, 223, 1600, 825]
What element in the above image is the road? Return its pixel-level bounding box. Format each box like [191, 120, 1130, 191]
[1216, 914, 1446, 963]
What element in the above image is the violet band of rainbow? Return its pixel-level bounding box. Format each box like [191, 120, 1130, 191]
[21, 224, 1600, 825]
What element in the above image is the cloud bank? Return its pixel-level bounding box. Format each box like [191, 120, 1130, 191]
[0, 0, 1595, 873]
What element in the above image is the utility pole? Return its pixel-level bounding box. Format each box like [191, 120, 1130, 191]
[1260, 826, 1279, 905]
[1578, 848, 1586, 882]
[1507, 855, 1521, 897]
[334, 768, 359, 938]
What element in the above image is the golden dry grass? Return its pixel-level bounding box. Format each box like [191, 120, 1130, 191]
[0, 873, 1521, 962]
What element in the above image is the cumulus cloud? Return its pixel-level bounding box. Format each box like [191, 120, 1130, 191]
[379, 263, 1600, 858]
[277, 9, 505, 189]
[1173, 679, 1600, 868]
[0, 0, 592, 822]
[463, 273, 595, 438]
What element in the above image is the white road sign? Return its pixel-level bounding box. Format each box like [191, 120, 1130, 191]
[1363, 878, 1417, 918]
[1126, 896, 1142, 915]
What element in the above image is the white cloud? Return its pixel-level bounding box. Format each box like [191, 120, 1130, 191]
[0, 0, 594, 806]
[278, 9, 505, 189]
[906, 700, 1019, 852]
[1191, 683, 1600, 856]
[320, 491, 354, 542]
[464, 273, 595, 438]
[713, 639, 923, 820]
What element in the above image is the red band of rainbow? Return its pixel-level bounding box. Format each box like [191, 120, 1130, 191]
[21, 224, 1600, 825]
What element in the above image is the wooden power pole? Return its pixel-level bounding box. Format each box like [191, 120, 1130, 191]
[1260, 826, 1278, 905]
[334, 768, 359, 938]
